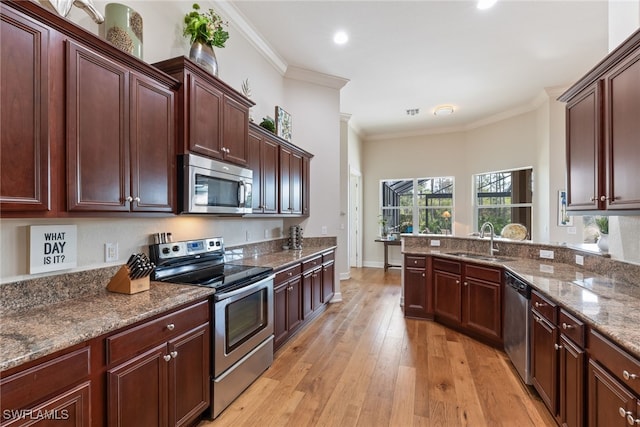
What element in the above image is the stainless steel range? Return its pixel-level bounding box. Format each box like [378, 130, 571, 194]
[150, 237, 275, 418]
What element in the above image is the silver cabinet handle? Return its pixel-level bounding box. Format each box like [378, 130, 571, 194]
[535, 302, 546, 308]
[455, 280, 460, 284]
[421, 273, 425, 277]
[414, 260, 418, 264]
[533, 315, 541, 323]
[627, 414, 640, 425]
[623, 370, 638, 380]
[600, 195, 607, 202]
[163, 354, 171, 362]
[562, 322, 574, 330]
[166, 323, 175, 331]
[554, 344, 563, 350]
[620, 408, 633, 418]
[463, 281, 468, 286]
[288, 271, 293, 276]
[170, 351, 178, 359]
[134, 197, 140, 202]
[126, 196, 133, 202]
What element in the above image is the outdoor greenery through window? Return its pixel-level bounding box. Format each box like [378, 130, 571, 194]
[380, 177, 454, 236]
[474, 168, 533, 238]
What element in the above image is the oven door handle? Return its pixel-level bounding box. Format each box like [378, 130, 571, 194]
[214, 274, 274, 301]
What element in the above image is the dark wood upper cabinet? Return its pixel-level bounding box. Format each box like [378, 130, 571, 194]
[153, 56, 254, 167]
[279, 145, 303, 215]
[560, 28, 640, 212]
[248, 125, 279, 214]
[66, 41, 175, 213]
[0, 6, 50, 212]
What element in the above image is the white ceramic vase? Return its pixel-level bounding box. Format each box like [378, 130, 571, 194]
[597, 233, 609, 253]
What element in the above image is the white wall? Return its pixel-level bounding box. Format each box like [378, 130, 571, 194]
[608, 0, 640, 51]
[0, 1, 345, 283]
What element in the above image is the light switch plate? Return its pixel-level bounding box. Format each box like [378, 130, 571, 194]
[430, 240, 441, 247]
[575, 255, 584, 266]
[105, 242, 118, 262]
[540, 250, 554, 259]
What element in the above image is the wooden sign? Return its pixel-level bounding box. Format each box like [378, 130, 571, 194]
[29, 225, 78, 274]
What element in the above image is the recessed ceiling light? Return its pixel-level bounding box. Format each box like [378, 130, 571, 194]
[477, 0, 498, 10]
[433, 105, 455, 116]
[333, 31, 349, 45]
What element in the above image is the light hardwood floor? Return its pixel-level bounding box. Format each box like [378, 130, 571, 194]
[200, 267, 556, 427]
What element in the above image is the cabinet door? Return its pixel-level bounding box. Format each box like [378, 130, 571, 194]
[279, 147, 291, 214]
[302, 155, 310, 216]
[565, 82, 603, 210]
[605, 51, 640, 210]
[168, 324, 210, 427]
[588, 360, 636, 427]
[222, 96, 249, 166]
[247, 131, 263, 211]
[302, 271, 313, 319]
[463, 277, 502, 342]
[261, 138, 279, 213]
[0, 8, 50, 212]
[559, 336, 585, 427]
[288, 276, 303, 333]
[66, 40, 129, 212]
[433, 270, 462, 324]
[108, 344, 168, 427]
[273, 283, 289, 350]
[322, 261, 335, 303]
[2, 381, 92, 427]
[130, 73, 175, 213]
[187, 73, 223, 159]
[404, 267, 428, 318]
[531, 311, 558, 415]
[289, 151, 303, 214]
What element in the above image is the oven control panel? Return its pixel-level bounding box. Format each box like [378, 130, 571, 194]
[151, 237, 224, 260]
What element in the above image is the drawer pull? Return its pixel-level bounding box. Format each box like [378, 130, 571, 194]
[627, 414, 640, 426]
[534, 302, 546, 308]
[166, 323, 175, 331]
[422, 273, 425, 278]
[533, 315, 541, 323]
[554, 344, 563, 351]
[620, 408, 633, 418]
[163, 354, 171, 362]
[455, 280, 460, 284]
[463, 281, 468, 286]
[623, 370, 638, 381]
[414, 260, 418, 264]
[288, 271, 293, 277]
[170, 351, 178, 359]
[562, 322, 574, 330]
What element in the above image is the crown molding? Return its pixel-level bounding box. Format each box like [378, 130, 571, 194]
[213, 1, 288, 75]
[285, 66, 350, 90]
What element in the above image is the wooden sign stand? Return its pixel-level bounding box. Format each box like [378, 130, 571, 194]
[107, 265, 150, 294]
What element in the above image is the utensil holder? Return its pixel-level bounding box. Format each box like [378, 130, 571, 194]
[107, 265, 150, 294]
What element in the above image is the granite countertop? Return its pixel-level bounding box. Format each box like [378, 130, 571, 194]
[0, 282, 215, 372]
[403, 247, 640, 360]
[0, 244, 337, 373]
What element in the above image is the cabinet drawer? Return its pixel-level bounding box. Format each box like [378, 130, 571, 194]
[302, 256, 322, 273]
[275, 264, 302, 285]
[465, 264, 502, 283]
[322, 250, 335, 264]
[432, 257, 460, 274]
[107, 300, 209, 365]
[405, 255, 426, 269]
[531, 290, 557, 323]
[589, 329, 640, 395]
[0, 347, 90, 412]
[558, 309, 585, 348]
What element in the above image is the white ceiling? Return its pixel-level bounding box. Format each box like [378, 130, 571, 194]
[225, 1, 609, 138]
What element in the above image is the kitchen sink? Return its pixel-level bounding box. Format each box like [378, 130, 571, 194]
[447, 251, 515, 262]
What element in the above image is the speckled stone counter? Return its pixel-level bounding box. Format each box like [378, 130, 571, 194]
[402, 236, 640, 360]
[0, 237, 337, 373]
[0, 281, 215, 372]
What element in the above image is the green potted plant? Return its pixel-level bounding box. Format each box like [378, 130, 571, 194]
[595, 216, 609, 253]
[378, 215, 388, 238]
[183, 3, 229, 76]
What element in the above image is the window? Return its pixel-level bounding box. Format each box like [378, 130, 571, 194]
[381, 177, 454, 235]
[474, 168, 533, 238]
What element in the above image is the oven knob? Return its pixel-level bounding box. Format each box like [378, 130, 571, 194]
[162, 247, 170, 255]
[172, 245, 180, 252]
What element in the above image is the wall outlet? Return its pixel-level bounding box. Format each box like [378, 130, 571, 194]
[567, 227, 577, 235]
[430, 239, 441, 247]
[105, 242, 118, 262]
[539, 249, 554, 259]
[245, 230, 251, 241]
[575, 254, 584, 266]
[264, 229, 269, 239]
[321, 226, 328, 235]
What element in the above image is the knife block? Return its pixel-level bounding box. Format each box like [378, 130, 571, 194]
[107, 265, 150, 294]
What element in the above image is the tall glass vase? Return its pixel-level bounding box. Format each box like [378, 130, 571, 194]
[189, 40, 218, 77]
[104, 3, 143, 59]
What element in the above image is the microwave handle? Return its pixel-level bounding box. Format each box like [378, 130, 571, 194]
[238, 181, 246, 207]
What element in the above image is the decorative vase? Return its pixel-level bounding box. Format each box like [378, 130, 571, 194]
[189, 40, 218, 76]
[104, 3, 143, 59]
[597, 233, 609, 253]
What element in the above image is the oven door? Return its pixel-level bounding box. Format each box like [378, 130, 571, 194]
[213, 274, 274, 377]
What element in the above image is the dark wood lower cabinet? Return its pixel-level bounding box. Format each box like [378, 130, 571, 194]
[588, 360, 637, 427]
[559, 335, 585, 427]
[322, 261, 335, 303]
[463, 277, 501, 342]
[274, 274, 303, 351]
[531, 310, 559, 415]
[433, 270, 462, 324]
[403, 255, 430, 319]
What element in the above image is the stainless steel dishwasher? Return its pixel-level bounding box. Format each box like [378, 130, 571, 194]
[504, 270, 532, 385]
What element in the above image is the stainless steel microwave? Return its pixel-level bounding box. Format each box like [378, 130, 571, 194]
[179, 154, 252, 214]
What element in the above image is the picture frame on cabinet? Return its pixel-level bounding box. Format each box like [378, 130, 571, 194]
[275, 106, 292, 141]
[558, 190, 573, 226]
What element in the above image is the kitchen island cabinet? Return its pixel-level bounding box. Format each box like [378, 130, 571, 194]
[560, 28, 640, 211]
[404, 255, 431, 319]
[531, 290, 559, 416]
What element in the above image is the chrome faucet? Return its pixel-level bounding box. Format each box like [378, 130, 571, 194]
[480, 222, 499, 256]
